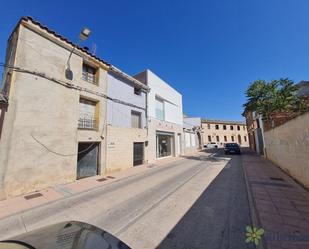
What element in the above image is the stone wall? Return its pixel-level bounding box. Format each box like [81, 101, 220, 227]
[264, 112, 309, 188]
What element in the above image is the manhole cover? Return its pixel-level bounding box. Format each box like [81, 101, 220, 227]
[251, 181, 293, 188]
[96, 178, 107, 182]
[24, 193, 43, 200]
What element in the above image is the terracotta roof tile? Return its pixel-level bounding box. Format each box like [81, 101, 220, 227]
[20, 16, 110, 67]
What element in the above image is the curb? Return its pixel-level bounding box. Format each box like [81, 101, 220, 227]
[241, 153, 267, 249]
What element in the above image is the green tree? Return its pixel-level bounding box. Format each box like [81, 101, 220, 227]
[243, 78, 306, 124]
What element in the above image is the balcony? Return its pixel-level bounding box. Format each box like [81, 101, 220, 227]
[78, 117, 98, 130]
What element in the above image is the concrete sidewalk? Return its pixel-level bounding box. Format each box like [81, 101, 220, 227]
[242, 152, 309, 249]
[0, 155, 186, 220]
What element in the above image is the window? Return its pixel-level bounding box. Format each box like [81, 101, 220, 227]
[207, 124, 211, 129]
[224, 136, 227, 142]
[243, 126, 246, 131]
[155, 97, 164, 120]
[223, 125, 226, 130]
[237, 125, 240, 131]
[230, 125, 234, 130]
[78, 98, 98, 130]
[131, 111, 142, 128]
[134, 87, 141, 95]
[216, 136, 219, 142]
[231, 136, 234, 142]
[82, 63, 97, 83]
[208, 135, 211, 142]
[215, 124, 219, 130]
[244, 136, 247, 142]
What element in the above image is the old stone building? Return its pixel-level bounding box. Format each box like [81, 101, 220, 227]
[201, 119, 249, 147]
[0, 17, 149, 198]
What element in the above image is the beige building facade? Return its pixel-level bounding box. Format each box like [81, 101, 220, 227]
[0, 17, 148, 198]
[201, 119, 249, 147]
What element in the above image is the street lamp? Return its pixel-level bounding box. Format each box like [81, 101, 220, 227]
[65, 27, 91, 80]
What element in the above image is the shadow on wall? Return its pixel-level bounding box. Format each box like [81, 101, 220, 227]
[156, 151, 255, 249]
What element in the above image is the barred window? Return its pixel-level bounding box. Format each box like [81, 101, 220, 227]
[78, 98, 98, 130]
[82, 63, 97, 83]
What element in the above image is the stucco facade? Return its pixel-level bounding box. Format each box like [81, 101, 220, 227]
[105, 70, 148, 172]
[183, 117, 203, 154]
[0, 18, 110, 198]
[134, 70, 184, 162]
[201, 119, 249, 147]
[264, 112, 309, 189]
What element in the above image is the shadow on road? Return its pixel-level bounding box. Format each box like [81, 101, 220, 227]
[156, 150, 255, 249]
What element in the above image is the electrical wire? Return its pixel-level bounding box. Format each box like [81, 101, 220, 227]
[0, 63, 136, 157]
[0, 63, 146, 111]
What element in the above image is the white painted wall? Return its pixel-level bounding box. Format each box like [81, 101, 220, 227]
[146, 70, 183, 125]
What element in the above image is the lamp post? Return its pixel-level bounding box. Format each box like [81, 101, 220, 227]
[65, 27, 91, 80]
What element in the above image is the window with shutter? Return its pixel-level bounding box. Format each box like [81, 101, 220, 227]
[131, 111, 142, 128]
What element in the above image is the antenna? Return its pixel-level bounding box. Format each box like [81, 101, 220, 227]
[92, 43, 97, 55]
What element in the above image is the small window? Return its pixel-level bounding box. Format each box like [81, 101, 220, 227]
[215, 124, 219, 130]
[131, 111, 142, 128]
[223, 125, 226, 130]
[82, 63, 97, 84]
[237, 125, 240, 131]
[207, 124, 211, 129]
[230, 125, 234, 130]
[216, 136, 219, 142]
[224, 136, 227, 142]
[243, 126, 246, 131]
[208, 135, 211, 142]
[231, 136, 234, 142]
[244, 136, 247, 142]
[134, 87, 141, 95]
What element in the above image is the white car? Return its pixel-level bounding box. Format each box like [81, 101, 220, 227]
[204, 142, 219, 148]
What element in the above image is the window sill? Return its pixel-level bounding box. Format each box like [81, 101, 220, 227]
[78, 128, 98, 131]
[81, 78, 99, 85]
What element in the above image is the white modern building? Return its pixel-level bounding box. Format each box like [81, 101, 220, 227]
[134, 70, 184, 162]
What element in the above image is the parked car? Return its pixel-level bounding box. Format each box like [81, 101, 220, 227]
[204, 142, 219, 148]
[0, 221, 131, 249]
[224, 143, 241, 154]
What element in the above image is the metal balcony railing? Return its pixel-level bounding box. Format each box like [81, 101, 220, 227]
[78, 117, 97, 130]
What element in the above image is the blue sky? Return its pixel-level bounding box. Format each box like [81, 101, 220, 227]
[1, 0, 309, 121]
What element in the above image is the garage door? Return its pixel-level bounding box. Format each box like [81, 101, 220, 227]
[77, 142, 99, 179]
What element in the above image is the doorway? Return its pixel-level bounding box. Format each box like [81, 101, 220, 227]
[177, 133, 181, 156]
[133, 142, 144, 166]
[238, 134, 242, 145]
[77, 142, 99, 179]
[156, 132, 173, 158]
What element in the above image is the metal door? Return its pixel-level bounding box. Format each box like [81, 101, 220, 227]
[133, 142, 144, 166]
[77, 142, 99, 179]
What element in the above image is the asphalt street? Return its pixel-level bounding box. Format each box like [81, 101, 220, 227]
[0, 150, 255, 249]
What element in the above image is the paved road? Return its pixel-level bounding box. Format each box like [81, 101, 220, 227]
[0, 150, 254, 249]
